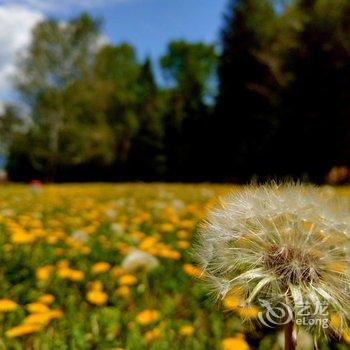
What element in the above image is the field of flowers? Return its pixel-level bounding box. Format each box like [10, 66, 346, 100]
[0, 184, 349, 350]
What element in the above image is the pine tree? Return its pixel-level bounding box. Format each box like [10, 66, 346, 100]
[127, 58, 165, 181]
[214, 0, 279, 182]
[280, 0, 350, 181]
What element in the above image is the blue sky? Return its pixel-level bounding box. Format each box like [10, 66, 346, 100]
[63, 0, 228, 60]
[0, 0, 229, 109]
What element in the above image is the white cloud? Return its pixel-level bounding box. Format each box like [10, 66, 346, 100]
[0, 0, 122, 108]
[1, 0, 131, 14]
[0, 5, 43, 106]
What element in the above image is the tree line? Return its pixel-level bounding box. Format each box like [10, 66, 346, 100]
[2, 0, 350, 183]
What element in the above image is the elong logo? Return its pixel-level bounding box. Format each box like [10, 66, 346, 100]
[257, 299, 330, 329]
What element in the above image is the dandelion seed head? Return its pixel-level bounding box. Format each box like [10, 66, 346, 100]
[122, 249, 159, 273]
[195, 183, 350, 336]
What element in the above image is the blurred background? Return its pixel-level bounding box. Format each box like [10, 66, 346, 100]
[1, 3, 350, 348]
[0, 0, 349, 184]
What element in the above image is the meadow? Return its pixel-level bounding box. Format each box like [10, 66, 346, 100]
[0, 184, 349, 350]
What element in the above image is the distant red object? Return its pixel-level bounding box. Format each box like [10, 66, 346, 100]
[30, 179, 43, 194]
[30, 179, 42, 186]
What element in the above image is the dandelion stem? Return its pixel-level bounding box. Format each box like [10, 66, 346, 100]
[284, 320, 296, 350]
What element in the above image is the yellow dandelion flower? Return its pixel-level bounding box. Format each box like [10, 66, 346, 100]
[57, 267, 71, 279]
[330, 313, 342, 330]
[158, 247, 181, 260]
[112, 266, 125, 278]
[46, 235, 58, 244]
[144, 327, 163, 343]
[27, 302, 50, 314]
[36, 265, 54, 281]
[91, 262, 111, 274]
[81, 246, 91, 255]
[37, 294, 55, 305]
[116, 242, 131, 255]
[159, 223, 174, 233]
[177, 240, 190, 249]
[129, 230, 145, 242]
[223, 295, 241, 310]
[11, 231, 36, 244]
[32, 228, 45, 238]
[179, 220, 194, 229]
[139, 236, 159, 251]
[119, 274, 137, 286]
[68, 269, 85, 281]
[136, 309, 160, 326]
[86, 290, 108, 306]
[23, 309, 62, 326]
[179, 325, 194, 336]
[6, 324, 42, 338]
[57, 259, 70, 268]
[183, 264, 203, 279]
[237, 305, 259, 319]
[222, 335, 249, 350]
[115, 286, 131, 297]
[177, 230, 190, 239]
[343, 331, 350, 344]
[46, 309, 63, 320]
[0, 299, 18, 312]
[89, 280, 103, 291]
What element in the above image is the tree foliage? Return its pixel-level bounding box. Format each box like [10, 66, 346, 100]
[160, 41, 217, 181]
[6, 2, 350, 183]
[15, 13, 102, 180]
[215, 0, 350, 182]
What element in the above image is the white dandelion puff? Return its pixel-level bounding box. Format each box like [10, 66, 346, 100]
[71, 230, 89, 243]
[195, 183, 350, 343]
[122, 249, 159, 273]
